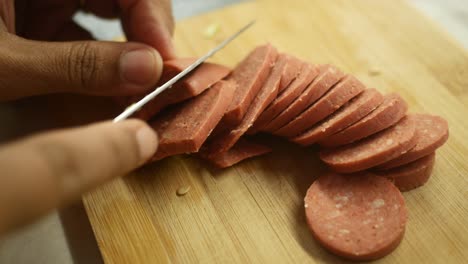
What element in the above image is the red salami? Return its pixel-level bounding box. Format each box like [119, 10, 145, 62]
[202, 54, 290, 156]
[134, 58, 230, 120]
[377, 114, 448, 169]
[292, 88, 383, 146]
[150, 80, 236, 161]
[304, 173, 407, 261]
[200, 139, 272, 168]
[375, 153, 435, 191]
[222, 44, 279, 127]
[274, 75, 365, 137]
[263, 65, 344, 132]
[249, 63, 318, 133]
[320, 116, 417, 173]
[319, 93, 407, 147]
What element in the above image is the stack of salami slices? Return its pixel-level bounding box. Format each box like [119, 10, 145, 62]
[126, 44, 449, 261]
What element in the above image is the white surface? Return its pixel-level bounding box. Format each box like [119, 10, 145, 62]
[1, 1, 467, 264]
[409, 0, 468, 48]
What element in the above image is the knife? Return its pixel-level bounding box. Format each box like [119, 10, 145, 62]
[113, 20, 256, 122]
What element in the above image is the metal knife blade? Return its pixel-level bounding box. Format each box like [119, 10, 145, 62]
[113, 20, 256, 122]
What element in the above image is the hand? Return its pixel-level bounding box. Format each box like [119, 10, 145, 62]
[1, 0, 175, 101]
[0, 0, 175, 235]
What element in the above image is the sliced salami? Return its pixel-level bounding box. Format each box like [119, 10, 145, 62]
[377, 114, 448, 169]
[304, 173, 407, 261]
[319, 93, 407, 147]
[262, 65, 344, 132]
[134, 58, 230, 120]
[222, 44, 278, 127]
[249, 63, 318, 133]
[292, 88, 384, 146]
[201, 54, 290, 156]
[320, 116, 417, 173]
[274, 75, 365, 138]
[200, 138, 272, 168]
[150, 80, 236, 161]
[375, 153, 436, 191]
[279, 55, 303, 92]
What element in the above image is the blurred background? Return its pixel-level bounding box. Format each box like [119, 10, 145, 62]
[0, 0, 467, 263]
[73, 0, 468, 48]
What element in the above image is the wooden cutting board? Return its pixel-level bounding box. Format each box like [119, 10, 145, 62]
[83, 0, 468, 263]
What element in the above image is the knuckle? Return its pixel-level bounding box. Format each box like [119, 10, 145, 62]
[67, 42, 98, 90]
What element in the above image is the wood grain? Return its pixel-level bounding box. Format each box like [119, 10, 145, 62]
[84, 0, 468, 263]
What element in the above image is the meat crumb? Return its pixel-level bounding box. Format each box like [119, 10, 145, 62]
[176, 186, 191, 196]
[368, 67, 381, 76]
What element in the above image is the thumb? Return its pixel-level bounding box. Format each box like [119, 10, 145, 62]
[0, 34, 163, 100]
[0, 119, 157, 234]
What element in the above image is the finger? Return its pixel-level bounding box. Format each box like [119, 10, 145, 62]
[82, 0, 119, 18]
[54, 20, 94, 41]
[119, 0, 176, 60]
[19, 0, 77, 40]
[0, 35, 163, 100]
[0, 0, 15, 33]
[0, 119, 158, 235]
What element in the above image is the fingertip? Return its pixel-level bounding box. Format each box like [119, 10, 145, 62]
[119, 47, 163, 90]
[135, 125, 158, 162]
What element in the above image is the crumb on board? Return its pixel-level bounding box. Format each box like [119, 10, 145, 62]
[203, 23, 221, 39]
[368, 67, 381, 76]
[176, 186, 191, 196]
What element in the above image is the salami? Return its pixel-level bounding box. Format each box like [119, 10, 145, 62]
[222, 44, 279, 127]
[304, 173, 407, 261]
[377, 114, 448, 169]
[274, 75, 365, 137]
[279, 55, 303, 92]
[202, 54, 290, 156]
[150, 80, 236, 161]
[320, 116, 417, 173]
[292, 88, 384, 146]
[134, 58, 230, 120]
[262, 65, 344, 132]
[200, 138, 272, 168]
[319, 93, 407, 147]
[375, 153, 435, 191]
[249, 63, 318, 133]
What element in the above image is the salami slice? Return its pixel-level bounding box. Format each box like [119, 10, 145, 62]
[222, 44, 278, 127]
[200, 138, 271, 168]
[375, 153, 436, 191]
[249, 62, 318, 133]
[320, 116, 417, 173]
[201, 53, 289, 156]
[134, 58, 230, 120]
[262, 65, 344, 132]
[319, 93, 407, 147]
[274, 75, 365, 138]
[291, 88, 384, 146]
[377, 114, 448, 169]
[279, 55, 303, 92]
[149, 80, 236, 161]
[304, 173, 407, 261]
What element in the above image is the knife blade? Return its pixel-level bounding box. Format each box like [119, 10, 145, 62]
[113, 20, 256, 122]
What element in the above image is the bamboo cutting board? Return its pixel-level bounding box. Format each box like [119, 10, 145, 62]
[83, 0, 468, 263]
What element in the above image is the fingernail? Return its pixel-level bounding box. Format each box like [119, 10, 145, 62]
[120, 48, 163, 86]
[135, 125, 158, 161]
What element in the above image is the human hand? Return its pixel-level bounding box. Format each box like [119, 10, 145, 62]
[0, 119, 158, 235]
[0, 0, 175, 234]
[1, 0, 175, 101]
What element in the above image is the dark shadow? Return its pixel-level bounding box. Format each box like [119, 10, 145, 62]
[58, 201, 104, 264]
